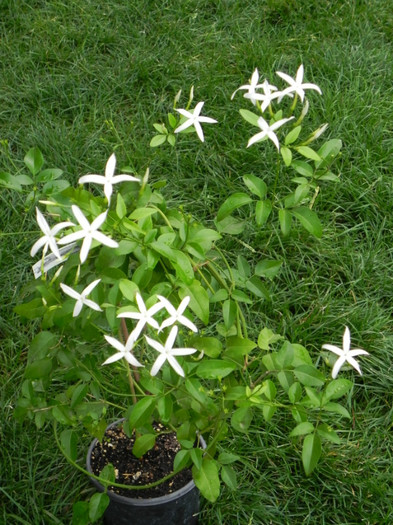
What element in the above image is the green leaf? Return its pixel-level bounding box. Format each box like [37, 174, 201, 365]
[157, 395, 173, 423]
[128, 397, 156, 429]
[288, 382, 302, 403]
[255, 199, 272, 227]
[89, 493, 110, 522]
[291, 160, 313, 178]
[291, 207, 322, 238]
[280, 146, 292, 166]
[210, 289, 228, 303]
[296, 146, 321, 162]
[245, 276, 270, 300]
[70, 384, 89, 408]
[72, 501, 89, 525]
[231, 289, 252, 304]
[279, 208, 292, 236]
[168, 113, 177, 128]
[316, 139, 342, 169]
[285, 125, 302, 145]
[239, 109, 260, 126]
[317, 423, 340, 444]
[216, 193, 253, 221]
[322, 402, 350, 419]
[153, 123, 167, 134]
[294, 365, 325, 387]
[116, 193, 127, 219]
[25, 358, 52, 379]
[242, 174, 267, 199]
[16, 174, 34, 185]
[277, 370, 294, 391]
[100, 464, 116, 483]
[119, 279, 139, 301]
[29, 331, 58, 361]
[0, 172, 22, 191]
[217, 452, 240, 465]
[216, 216, 245, 235]
[223, 299, 237, 329]
[179, 280, 209, 325]
[174, 449, 191, 472]
[24, 147, 44, 176]
[192, 458, 220, 502]
[255, 259, 282, 279]
[221, 465, 237, 490]
[133, 434, 156, 458]
[257, 327, 283, 350]
[231, 405, 253, 433]
[290, 422, 314, 437]
[185, 378, 208, 405]
[196, 359, 237, 379]
[237, 254, 251, 278]
[188, 336, 222, 358]
[150, 134, 167, 147]
[225, 336, 256, 358]
[60, 429, 78, 461]
[36, 168, 63, 182]
[42, 179, 70, 195]
[190, 448, 204, 470]
[323, 379, 353, 403]
[302, 433, 321, 476]
[129, 207, 158, 220]
[167, 133, 176, 147]
[304, 386, 321, 407]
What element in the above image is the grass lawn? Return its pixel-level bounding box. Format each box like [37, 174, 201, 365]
[1, 1, 393, 523]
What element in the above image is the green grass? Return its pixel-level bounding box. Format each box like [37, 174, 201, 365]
[1, 0, 393, 523]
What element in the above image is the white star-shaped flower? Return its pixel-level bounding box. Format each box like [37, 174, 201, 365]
[102, 331, 143, 367]
[244, 79, 281, 112]
[175, 101, 217, 142]
[60, 279, 102, 317]
[247, 116, 294, 150]
[30, 208, 74, 260]
[231, 68, 265, 106]
[322, 326, 369, 379]
[58, 205, 118, 263]
[117, 293, 165, 339]
[145, 326, 197, 377]
[157, 295, 198, 333]
[78, 153, 139, 204]
[276, 64, 322, 102]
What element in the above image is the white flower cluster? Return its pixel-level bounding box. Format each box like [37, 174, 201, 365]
[103, 293, 198, 377]
[232, 64, 322, 151]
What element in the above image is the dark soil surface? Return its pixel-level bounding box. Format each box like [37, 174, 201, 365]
[90, 423, 193, 498]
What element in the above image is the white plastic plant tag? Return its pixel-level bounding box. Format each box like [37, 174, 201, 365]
[32, 243, 78, 279]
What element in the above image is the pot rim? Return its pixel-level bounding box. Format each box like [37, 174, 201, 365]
[86, 419, 205, 507]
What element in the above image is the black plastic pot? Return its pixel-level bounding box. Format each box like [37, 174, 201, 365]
[86, 421, 203, 525]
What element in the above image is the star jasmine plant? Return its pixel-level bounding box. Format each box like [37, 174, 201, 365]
[14, 63, 370, 523]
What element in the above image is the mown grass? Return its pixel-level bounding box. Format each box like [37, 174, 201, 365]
[1, 0, 393, 523]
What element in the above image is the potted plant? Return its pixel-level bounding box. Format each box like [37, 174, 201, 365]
[13, 64, 369, 524]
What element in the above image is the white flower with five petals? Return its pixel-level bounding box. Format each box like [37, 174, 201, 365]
[276, 64, 322, 102]
[247, 116, 294, 150]
[60, 279, 102, 317]
[117, 293, 165, 340]
[58, 205, 118, 263]
[231, 68, 265, 106]
[146, 326, 197, 377]
[322, 326, 369, 379]
[30, 208, 74, 260]
[157, 295, 198, 333]
[175, 101, 217, 142]
[78, 153, 139, 204]
[102, 331, 143, 367]
[244, 80, 281, 112]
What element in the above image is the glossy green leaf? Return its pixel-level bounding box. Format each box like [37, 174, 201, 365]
[119, 279, 139, 302]
[288, 381, 302, 403]
[317, 423, 340, 444]
[188, 336, 222, 358]
[196, 359, 237, 379]
[242, 174, 267, 199]
[0, 172, 22, 190]
[192, 458, 220, 502]
[25, 358, 52, 379]
[239, 109, 260, 126]
[322, 402, 350, 419]
[150, 134, 167, 147]
[133, 434, 156, 458]
[302, 433, 321, 476]
[231, 405, 253, 433]
[316, 139, 342, 169]
[285, 125, 302, 145]
[296, 146, 321, 161]
[24, 147, 44, 176]
[291, 207, 322, 238]
[128, 396, 156, 429]
[221, 465, 237, 490]
[223, 299, 237, 329]
[291, 160, 313, 178]
[89, 493, 110, 522]
[290, 422, 314, 437]
[281, 146, 292, 166]
[279, 208, 292, 236]
[294, 365, 325, 387]
[215, 216, 246, 235]
[60, 429, 78, 461]
[255, 259, 282, 279]
[323, 378, 353, 403]
[257, 327, 283, 350]
[72, 501, 89, 525]
[255, 199, 272, 227]
[245, 276, 270, 300]
[216, 192, 253, 221]
[116, 193, 127, 219]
